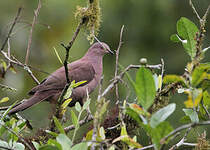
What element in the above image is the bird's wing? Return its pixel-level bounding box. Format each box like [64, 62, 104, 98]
[29, 61, 95, 94]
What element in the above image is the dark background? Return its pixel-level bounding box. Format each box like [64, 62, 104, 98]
[0, 0, 210, 147]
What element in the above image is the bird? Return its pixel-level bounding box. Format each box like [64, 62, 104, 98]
[8, 42, 113, 115]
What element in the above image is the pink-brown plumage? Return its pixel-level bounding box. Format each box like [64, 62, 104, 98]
[8, 42, 112, 115]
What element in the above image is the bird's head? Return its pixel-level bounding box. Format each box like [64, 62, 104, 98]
[88, 42, 114, 56]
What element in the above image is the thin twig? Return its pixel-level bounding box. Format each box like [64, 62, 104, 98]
[160, 121, 210, 145]
[97, 76, 104, 102]
[114, 25, 124, 102]
[160, 58, 164, 91]
[101, 64, 162, 97]
[202, 4, 210, 22]
[137, 144, 154, 150]
[1, 7, 22, 51]
[61, 18, 86, 84]
[6, 38, 11, 71]
[2, 51, 40, 84]
[189, 0, 201, 20]
[0, 122, 33, 150]
[64, 113, 93, 133]
[25, 0, 42, 65]
[169, 127, 192, 150]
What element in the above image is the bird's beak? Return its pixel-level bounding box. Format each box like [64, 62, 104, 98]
[107, 48, 114, 55]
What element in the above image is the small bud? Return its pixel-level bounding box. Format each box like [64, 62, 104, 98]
[140, 58, 147, 65]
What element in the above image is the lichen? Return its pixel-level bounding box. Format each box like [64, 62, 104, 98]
[75, 0, 102, 44]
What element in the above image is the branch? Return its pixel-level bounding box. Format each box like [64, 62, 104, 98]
[58, 20, 85, 107]
[114, 25, 124, 102]
[101, 64, 162, 97]
[160, 121, 210, 145]
[137, 144, 154, 150]
[25, 0, 42, 65]
[0, 122, 33, 150]
[169, 127, 192, 150]
[64, 113, 93, 133]
[1, 7, 22, 51]
[1, 51, 40, 84]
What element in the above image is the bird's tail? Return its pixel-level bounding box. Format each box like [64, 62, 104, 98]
[8, 91, 52, 115]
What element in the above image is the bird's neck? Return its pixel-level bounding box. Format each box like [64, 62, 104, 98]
[83, 54, 103, 75]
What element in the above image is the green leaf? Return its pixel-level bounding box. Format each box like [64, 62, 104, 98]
[0, 97, 9, 104]
[177, 17, 199, 59]
[53, 116, 65, 134]
[71, 80, 87, 88]
[64, 86, 73, 100]
[82, 98, 90, 110]
[71, 142, 88, 150]
[13, 142, 25, 150]
[203, 91, 210, 107]
[47, 139, 62, 150]
[39, 145, 59, 150]
[75, 102, 82, 112]
[170, 34, 181, 43]
[56, 134, 72, 150]
[179, 116, 191, 124]
[191, 64, 210, 87]
[135, 67, 156, 110]
[150, 103, 176, 128]
[144, 122, 173, 150]
[125, 107, 143, 125]
[61, 98, 72, 110]
[45, 130, 58, 137]
[99, 127, 105, 140]
[53, 47, 63, 64]
[32, 141, 40, 150]
[183, 109, 199, 123]
[70, 110, 78, 128]
[163, 75, 185, 85]
[108, 145, 115, 150]
[1, 101, 18, 121]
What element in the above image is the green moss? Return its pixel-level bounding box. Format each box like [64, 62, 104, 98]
[75, 0, 101, 44]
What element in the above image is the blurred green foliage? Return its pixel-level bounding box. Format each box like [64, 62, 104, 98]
[0, 0, 210, 144]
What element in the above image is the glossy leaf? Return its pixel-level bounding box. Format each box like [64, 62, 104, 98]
[135, 67, 156, 110]
[177, 17, 199, 59]
[150, 103, 176, 128]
